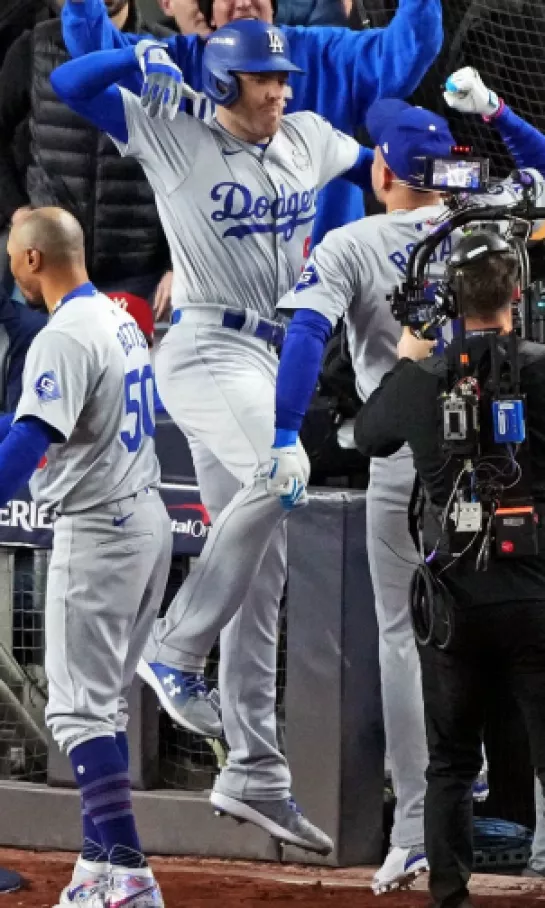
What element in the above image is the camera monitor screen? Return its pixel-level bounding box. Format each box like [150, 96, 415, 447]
[429, 157, 488, 193]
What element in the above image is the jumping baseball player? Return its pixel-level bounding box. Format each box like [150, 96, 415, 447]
[2, 207, 172, 908]
[51, 19, 373, 853]
[61, 0, 442, 247]
[269, 81, 545, 892]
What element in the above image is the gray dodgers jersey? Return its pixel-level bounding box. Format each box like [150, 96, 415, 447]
[114, 91, 360, 320]
[15, 292, 160, 512]
[280, 170, 545, 402]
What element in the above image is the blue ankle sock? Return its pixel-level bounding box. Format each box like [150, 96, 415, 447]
[70, 736, 146, 869]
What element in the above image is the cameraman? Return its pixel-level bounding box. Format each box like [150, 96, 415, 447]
[355, 232, 545, 908]
[271, 82, 545, 893]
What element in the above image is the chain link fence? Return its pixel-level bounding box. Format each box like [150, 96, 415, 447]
[0, 549, 48, 783]
[361, 0, 545, 179]
[0, 549, 288, 793]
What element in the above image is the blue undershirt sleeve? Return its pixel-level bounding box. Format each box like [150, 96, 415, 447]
[50, 46, 140, 143]
[274, 309, 333, 447]
[492, 104, 545, 173]
[342, 146, 373, 193]
[0, 417, 57, 509]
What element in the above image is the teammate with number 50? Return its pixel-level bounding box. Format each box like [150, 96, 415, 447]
[4, 207, 172, 908]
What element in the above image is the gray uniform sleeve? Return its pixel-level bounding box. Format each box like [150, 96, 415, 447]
[112, 87, 204, 194]
[278, 228, 364, 325]
[15, 330, 94, 442]
[301, 113, 361, 189]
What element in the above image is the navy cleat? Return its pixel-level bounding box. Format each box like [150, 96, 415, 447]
[136, 659, 222, 738]
[210, 792, 333, 855]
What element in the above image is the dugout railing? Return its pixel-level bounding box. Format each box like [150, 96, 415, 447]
[0, 487, 385, 867]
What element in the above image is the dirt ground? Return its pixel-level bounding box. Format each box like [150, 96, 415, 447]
[2, 849, 545, 908]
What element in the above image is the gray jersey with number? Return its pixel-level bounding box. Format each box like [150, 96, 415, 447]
[15, 292, 160, 513]
[279, 170, 545, 401]
[113, 91, 360, 320]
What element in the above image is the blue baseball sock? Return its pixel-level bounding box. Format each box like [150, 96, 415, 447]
[70, 736, 146, 869]
[81, 802, 107, 863]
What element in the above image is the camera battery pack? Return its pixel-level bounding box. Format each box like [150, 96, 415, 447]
[492, 398, 526, 444]
[495, 506, 539, 558]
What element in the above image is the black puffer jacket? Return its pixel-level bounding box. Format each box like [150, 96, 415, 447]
[0, 1, 171, 286]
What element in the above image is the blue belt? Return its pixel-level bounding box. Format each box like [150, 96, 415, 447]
[171, 308, 286, 349]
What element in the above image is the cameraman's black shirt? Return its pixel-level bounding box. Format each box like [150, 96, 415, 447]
[355, 335, 545, 605]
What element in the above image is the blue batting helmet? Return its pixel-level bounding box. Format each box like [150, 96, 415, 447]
[202, 19, 304, 107]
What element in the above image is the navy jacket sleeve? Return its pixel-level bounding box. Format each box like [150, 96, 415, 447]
[354, 359, 413, 458]
[0, 297, 48, 412]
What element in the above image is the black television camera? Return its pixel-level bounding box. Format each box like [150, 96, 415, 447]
[389, 163, 545, 573]
[389, 160, 544, 340]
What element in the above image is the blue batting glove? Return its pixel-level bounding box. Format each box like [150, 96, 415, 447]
[134, 40, 191, 120]
[267, 432, 310, 512]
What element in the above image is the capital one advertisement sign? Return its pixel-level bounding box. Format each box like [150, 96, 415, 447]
[0, 483, 209, 557]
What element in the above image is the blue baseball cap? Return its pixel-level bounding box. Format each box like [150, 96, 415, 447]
[365, 99, 456, 187]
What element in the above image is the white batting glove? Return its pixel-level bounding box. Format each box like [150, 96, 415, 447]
[267, 443, 310, 511]
[134, 39, 196, 120]
[443, 67, 500, 117]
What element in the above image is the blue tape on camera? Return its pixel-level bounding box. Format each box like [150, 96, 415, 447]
[492, 398, 526, 444]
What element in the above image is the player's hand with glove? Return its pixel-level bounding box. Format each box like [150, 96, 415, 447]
[267, 431, 310, 511]
[443, 67, 501, 118]
[135, 39, 196, 120]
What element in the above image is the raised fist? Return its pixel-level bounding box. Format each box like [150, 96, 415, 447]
[443, 67, 500, 117]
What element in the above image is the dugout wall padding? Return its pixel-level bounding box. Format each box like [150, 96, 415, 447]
[0, 490, 385, 866]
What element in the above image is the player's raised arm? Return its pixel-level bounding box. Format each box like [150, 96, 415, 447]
[62, 0, 193, 103]
[444, 68, 545, 175]
[50, 41, 186, 142]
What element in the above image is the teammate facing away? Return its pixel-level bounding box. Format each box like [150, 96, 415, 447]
[61, 0, 443, 249]
[51, 19, 373, 853]
[268, 85, 545, 893]
[4, 207, 172, 908]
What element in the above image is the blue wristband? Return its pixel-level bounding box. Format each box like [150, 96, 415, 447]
[273, 428, 298, 449]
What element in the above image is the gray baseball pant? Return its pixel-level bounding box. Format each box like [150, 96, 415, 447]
[366, 447, 428, 848]
[45, 488, 172, 754]
[145, 316, 294, 800]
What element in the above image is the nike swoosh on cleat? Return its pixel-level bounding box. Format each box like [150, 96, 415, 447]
[222, 149, 243, 156]
[113, 512, 134, 528]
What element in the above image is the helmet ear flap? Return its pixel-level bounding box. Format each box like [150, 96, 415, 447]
[204, 70, 239, 106]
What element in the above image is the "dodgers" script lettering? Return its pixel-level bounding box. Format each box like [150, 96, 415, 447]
[210, 182, 317, 241]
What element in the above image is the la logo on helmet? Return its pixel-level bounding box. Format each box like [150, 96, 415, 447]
[267, 29, 284, 53]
